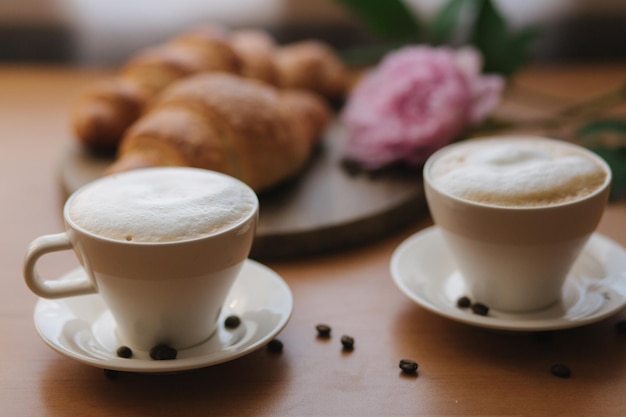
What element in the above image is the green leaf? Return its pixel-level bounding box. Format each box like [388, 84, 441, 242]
[335, 0, 421, 40]
[469, 0, 538, 76]
[334, 0, 536, 76]
[430, 0, 468, 44]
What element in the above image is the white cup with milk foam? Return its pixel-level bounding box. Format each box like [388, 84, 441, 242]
[24, 167, 258, 349]
[424, 136, 611, 312]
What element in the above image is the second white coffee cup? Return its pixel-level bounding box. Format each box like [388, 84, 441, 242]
[424, 136, 611, 312]
[24, 167, 258, 350]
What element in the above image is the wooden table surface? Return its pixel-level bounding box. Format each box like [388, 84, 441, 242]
[2, 64, 626, 416]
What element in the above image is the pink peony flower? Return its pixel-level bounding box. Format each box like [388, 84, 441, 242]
[341, 46, 504, 169]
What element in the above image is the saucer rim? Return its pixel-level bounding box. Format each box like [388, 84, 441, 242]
[391, 226, 626, 332]
[33, 259, 293, 372]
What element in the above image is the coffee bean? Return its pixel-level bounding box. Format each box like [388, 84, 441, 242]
[224, 315, 241, 329]
[267, 339, 283, 353]
[116, 346, 133, 359]
[456, 296, 471, 308]
[341, 335, 355, 351]
[149, 344, 178, 360]
[399, 359, 419, 375]
[550, 363, 571, 378]
[471, 302, 489, 316]
[315, 324, 331, 338]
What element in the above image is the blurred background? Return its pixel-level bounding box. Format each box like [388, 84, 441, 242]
[1, 0, 625, 65]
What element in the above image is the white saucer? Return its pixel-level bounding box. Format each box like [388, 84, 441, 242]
[391, 226, 626, 332]
[34, 259, 293, 373]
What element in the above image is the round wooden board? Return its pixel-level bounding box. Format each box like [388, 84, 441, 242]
[59, 122, 426, 259]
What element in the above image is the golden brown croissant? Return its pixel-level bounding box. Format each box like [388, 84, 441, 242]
[105, 73, 330, 192]
[72, 26, 240, 150]
[72, 26, 346, 151]
[228, 29, 278, 85]
[273, 40, 347, 100]
[71, 77, 150, 148]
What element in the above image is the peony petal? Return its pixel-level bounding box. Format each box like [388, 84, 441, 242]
[453, 47, 483, 81]
[468, 75, 505, 125]
[340, 45, 503, 169]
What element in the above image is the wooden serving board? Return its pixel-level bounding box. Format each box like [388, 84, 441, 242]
[59, 122, 426, 259]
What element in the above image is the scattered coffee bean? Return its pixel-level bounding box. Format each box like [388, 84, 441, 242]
[267, 339, 283, 353]
[341, 335, 355, 351]
[399, 359, 419, 375]
[116, 346, 133, 359]
[550, 363, 571, 378]
[149, 344, 178, 360]
[224, 315, 242, 329]
[615, 320, 626, 334]
[456, 296, 471, 308]
[316, 324, 332, 338]
[471, 302, 490, 316]
[103, 369, 120, 380]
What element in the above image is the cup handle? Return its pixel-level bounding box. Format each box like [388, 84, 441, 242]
[23, 233, 97, 299]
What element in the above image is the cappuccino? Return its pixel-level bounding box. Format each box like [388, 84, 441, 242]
[423, 136, 611, 311]
[25, 166, 259, 349]
[68, 168, 258, 243]
[429, 137, 608, 207]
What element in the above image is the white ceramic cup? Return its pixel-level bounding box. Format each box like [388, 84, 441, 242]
[24, 167, 258, 350]
[423, 136, 611, 312]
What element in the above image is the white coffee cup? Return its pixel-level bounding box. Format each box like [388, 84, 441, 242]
[24, 167, 258, 350]
[424, 136, 611, 312]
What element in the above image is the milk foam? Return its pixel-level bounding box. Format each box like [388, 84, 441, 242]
[430, 138, 608, 207]
[69, 168, 257, 242]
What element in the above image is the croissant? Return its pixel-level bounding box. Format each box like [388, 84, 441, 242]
[228, 29, 278, 85]
[273, 40, 347, 100]
[228, 31, 348, 100]
[71, 26, 347, 151]
[105, 72, 330, 192]
[119, 26, 241, 96]
[72, 26, 240, 150]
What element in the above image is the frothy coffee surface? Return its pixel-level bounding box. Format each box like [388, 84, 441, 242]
[69, 168, 257, 242]
[429, 138, 608, 207]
